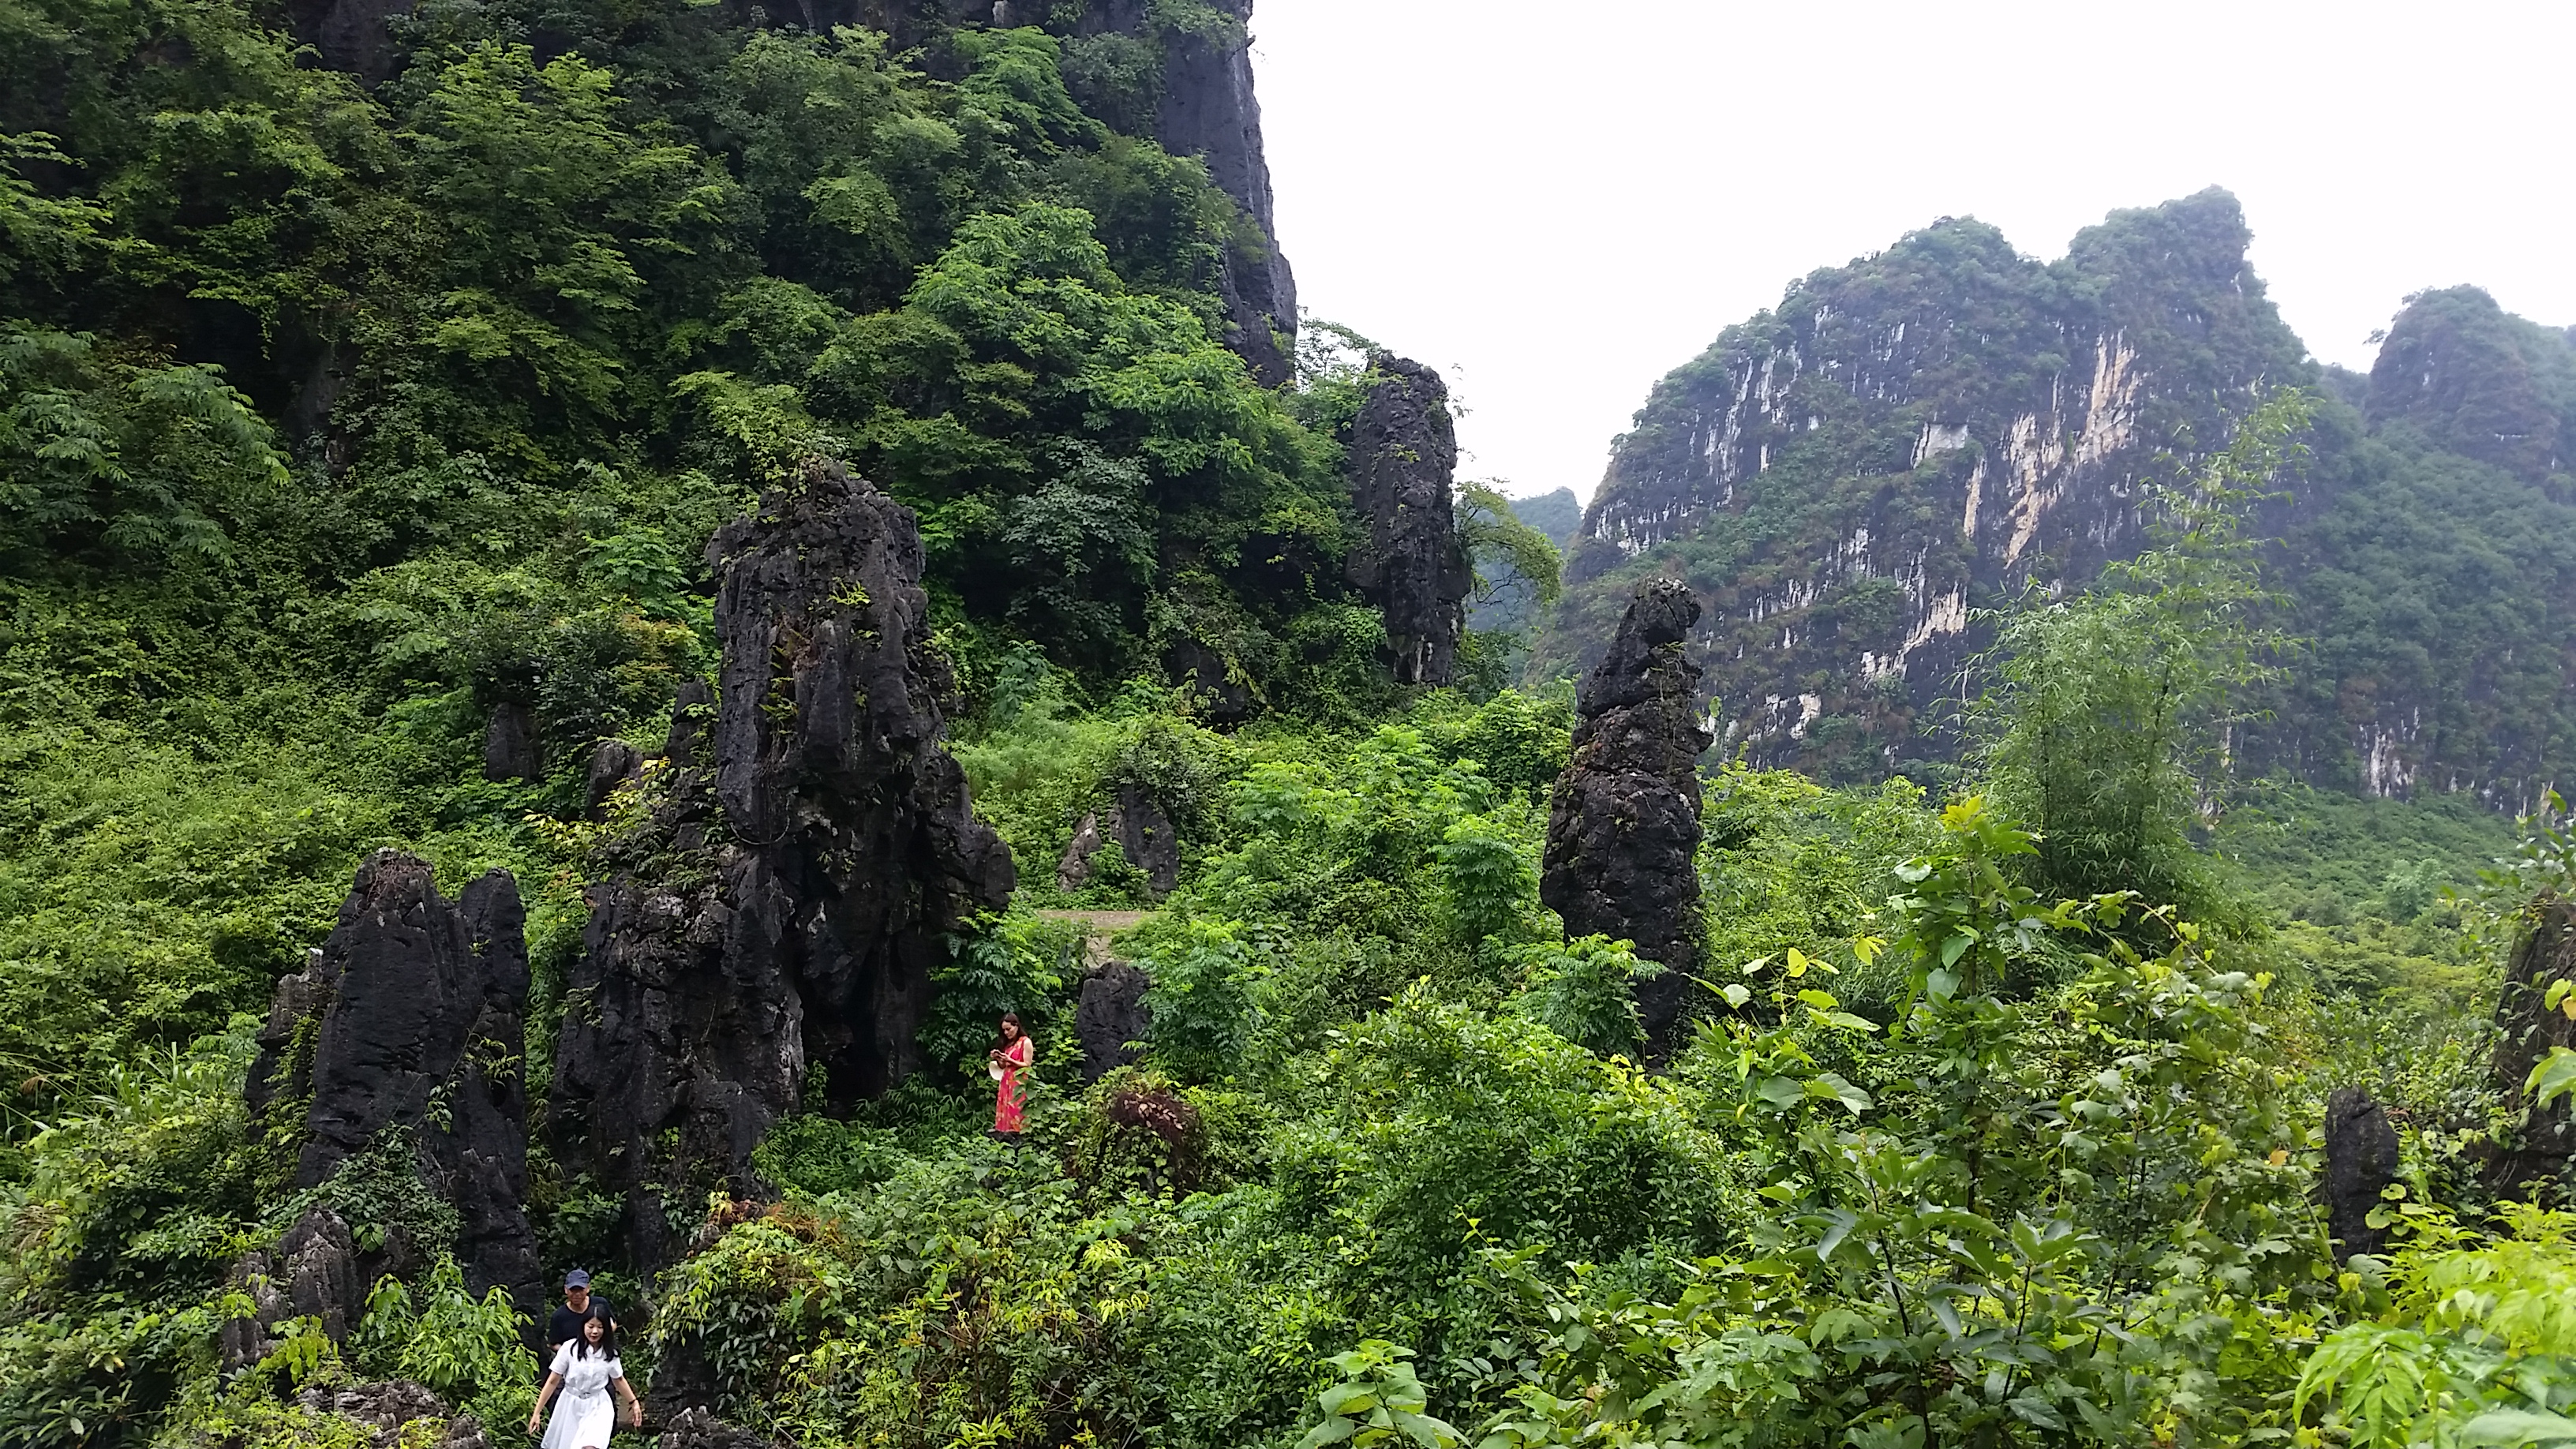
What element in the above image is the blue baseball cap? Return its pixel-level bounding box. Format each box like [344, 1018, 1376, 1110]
[564, 1270, 591, 1290]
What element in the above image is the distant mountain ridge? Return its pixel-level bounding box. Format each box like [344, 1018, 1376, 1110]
[1538, 192, 2576, 807]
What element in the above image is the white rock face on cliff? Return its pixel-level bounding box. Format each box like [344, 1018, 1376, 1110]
[1554, 189, 2310, 777]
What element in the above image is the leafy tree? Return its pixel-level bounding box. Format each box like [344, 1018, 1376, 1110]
[1968, 391, 2313, 925]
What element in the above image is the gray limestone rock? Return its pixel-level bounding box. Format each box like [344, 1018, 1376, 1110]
[2322, 1087, 2401, 1261]
[1058, 788, 1181, 897]
[1050, 0, 1295, 383]
[1345, 356, 1471, 687]
[1540, 579, 1712, 1056]
[254, 853, 541, 1307]
[481, 702, 541, 783]
[1076, 962, 1152, 1082]
[657, 1406, 774, 1449]
[665, 679, 717, 765]
[294, 1380, 491, 1448]
[586, 739, 646, 819]
[549, 459, 1014, 1271]
[1110, 784, 1180, 895]
[1057, 812, 1106, 893]
[219, 1207, 365, 1374]
[2492, 900, 2576, 1199]
[1165, 635, 1254, 724]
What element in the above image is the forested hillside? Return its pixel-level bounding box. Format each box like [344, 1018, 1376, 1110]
[6, 2, 2576, 1447]
[1548, 200, 2576, 805]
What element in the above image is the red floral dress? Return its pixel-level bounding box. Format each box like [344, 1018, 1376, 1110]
[993, 1034, 1034, 1133]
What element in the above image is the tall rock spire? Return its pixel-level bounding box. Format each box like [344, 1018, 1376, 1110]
[547, 459, 1014, 1271]
[1541, 578, 1712, 1055]
[1345, 354, 1472, 686]
[248, 851, 541, 1307]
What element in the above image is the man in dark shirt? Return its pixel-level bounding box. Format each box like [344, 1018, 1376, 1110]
[545, 1269, 616, 1360]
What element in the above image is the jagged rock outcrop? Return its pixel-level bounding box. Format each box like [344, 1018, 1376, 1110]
[2322, 1087, 2401, 1261]
[586, 739, 645, 818]
[1345, 356, 1472, 686]
[1069, 0, 1293, 381]
[1058, 812, 1107, 891]
[294, 1381, 493, 1449]
[705, 459, 1020, 1092]
[658, 1407, 773, 1449]
[549, 460, 1015, 1270]
[2491, 900, 2576, 1198]
[1165, 635, 1255, 724]
[847, 0, 1296, 382]
[666, 678, 716, 762]
[219, 1207, 364, 1374]
[246, 949, 329, 1124]
[248, 853, 541, 1305]
[1076, 962, 1152, 1081]
[1112, 784, 1180, 893]
[1541, 578, 1712, 1055]
[1056, 784, 1181, 896]
[481, 702, 541, 782]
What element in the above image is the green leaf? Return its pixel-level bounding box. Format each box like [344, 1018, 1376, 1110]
[2462, 1409, 2576, 1446]
[1297, 1418, 1363, 1449]
[1319, 1385, 1381, 1415]
[1805, 1072, 1872, 1114]
[2527, 1046, 2576, 1108]
[2007, 1395, 2067, 1432]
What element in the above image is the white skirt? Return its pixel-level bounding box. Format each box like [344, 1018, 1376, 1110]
[541, 1387, 616, 1449]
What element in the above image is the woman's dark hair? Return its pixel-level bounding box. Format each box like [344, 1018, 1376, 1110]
[997, 1012, 1024, 1049]
[573, 1307, 619, 1360]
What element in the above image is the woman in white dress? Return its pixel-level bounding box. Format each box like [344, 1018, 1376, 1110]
[526, 1310, 641, 1447]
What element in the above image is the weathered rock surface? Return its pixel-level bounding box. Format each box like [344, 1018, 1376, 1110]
[1056, 785, 1181, 896]
[246, 949, 328, 1125]
[249, 853, 541, 1305]
[706, 459, 1018, 1095]
[1165, 635, 1255, 724]
[293, 1380, 492, 1448]
[1084, 0, 1293, 381]
[658, 1406, 773, 1449]
[1058, 812, 1108, 892]
[1076, 962, 1152, 1081]
[481, 702, 541, 783]
[586, 739, 645, 818]
[2322, 1087, 2401, 1261]
[219, 1207, 364, 1374]
[1110, 784, 1181, 893]
[1541, 578, 1712, 1055]
[1345, 355, 1471, 687]
[549, 460, 1014, 1270]
[2492, 900, 2576, 1198]
[665, 678, 716, 764]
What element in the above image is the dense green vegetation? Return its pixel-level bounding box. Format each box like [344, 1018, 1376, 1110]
[2, 1, 2574, 1447]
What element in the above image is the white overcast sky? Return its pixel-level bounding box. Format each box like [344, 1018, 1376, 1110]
[1252, 0, 2576, 505]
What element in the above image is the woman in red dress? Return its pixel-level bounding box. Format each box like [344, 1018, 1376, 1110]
[989, 1013, 1033, 1137]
